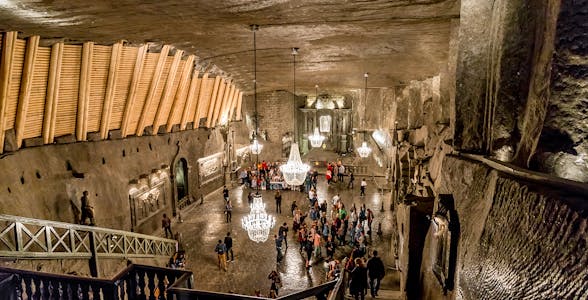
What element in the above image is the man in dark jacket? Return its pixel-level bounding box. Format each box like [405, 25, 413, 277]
[366, 250, 386, 297]
[224, 232, 234, 262]
[349, 257, 368, 300]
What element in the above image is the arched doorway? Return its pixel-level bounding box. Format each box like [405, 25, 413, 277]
[175, 158, 189, 203]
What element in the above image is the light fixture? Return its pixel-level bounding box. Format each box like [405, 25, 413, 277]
[308, 127, 325, 148]
[356, 72, 372, 158]
[242, 194, 276, 243]
[249, 24, 263, 155]
[281, 47, 310, 186]
[242, 25, 273, 243]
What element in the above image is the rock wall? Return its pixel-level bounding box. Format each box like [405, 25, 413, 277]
[0, 127, 226, 233]
[535, 0, 588, 182]
[418, 156, 588, 300]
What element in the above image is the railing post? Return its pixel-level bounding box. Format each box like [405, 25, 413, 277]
[14, 222, 22, 251]
[88, 231, 100, 277]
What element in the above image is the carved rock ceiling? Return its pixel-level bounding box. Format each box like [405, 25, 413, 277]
[0, 0, 459, 95]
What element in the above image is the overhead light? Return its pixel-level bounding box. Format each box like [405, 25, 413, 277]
[308, 127, 325, 148]
[281, 48, 310, 186]
[356, 72, 372, 158]
[249, 24, 263, 155]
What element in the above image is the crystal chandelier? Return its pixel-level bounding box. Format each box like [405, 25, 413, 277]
[357, 141, 372, 158]
[242, 25, 274, 243]
[242, 194, 275, 243]
[280, 48, 310, 186]
[356, 72, 372, 158]
[308, 127, 325, 148]
[250, 138, 263, 155]
[249, 24, 262, 155]
[281, 143, 310, 185]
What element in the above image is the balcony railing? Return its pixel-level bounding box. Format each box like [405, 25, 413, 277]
[0, 214, 177, 260]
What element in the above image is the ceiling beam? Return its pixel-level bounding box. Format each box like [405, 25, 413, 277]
[207, 77, 225, 128]
[136, 45, 170, 136]
[218, 83, 235, 126]
[204, 76, 222, 128]
[15, 35, 40, 148]
[153, 49, 183, 134]
[120, 44, 147, 138]
[0, 31, 18, 153]
[180, 69, 201, 130]
[76, 41, 93, 141]
[100, 41, 122, 140]
[212, 80, 230, 127]
[43, 42, 64, 144]
[190, 72, 210, 129]
[226, 87, 239, 122]
[235, 91, 244, 121]
[167, 55, 195, 132]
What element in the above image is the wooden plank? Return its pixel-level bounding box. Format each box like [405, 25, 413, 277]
[207, 77, 225, 128]
[120, 44, 147, 137]
[191, 73, 210, 127]
[234, 91, 244, 121]
[216, 83, 234, 126]
[0, 32, 17, 152]
[204, 76, 221, 128]
[166, 55, 194, 132]
[24, 46, 49, 139]
[76, 42, 93, 141]
[43, 42, 64, 144]
[136, 45, 170, 136]
[152, 49, 183, 134]
[15, 35, 39, 148]
[183, 72, 206, 129]
[223, 84, 237, 124]
[100, 42, 122, 139]
[187, 73, 210, 130]
[228, 89, 240, 121]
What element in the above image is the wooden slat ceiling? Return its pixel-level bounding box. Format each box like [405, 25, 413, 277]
[0, 32, 241, 153]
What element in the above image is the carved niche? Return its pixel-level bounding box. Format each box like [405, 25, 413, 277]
[198, 152, 224, 186]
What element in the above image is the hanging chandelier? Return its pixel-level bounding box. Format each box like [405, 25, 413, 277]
[308, 127, 325, 148]
[242, 194, 275, 243]
[356, 72, 372, 158]
[250, 138, 263, 155]
[242, 25, 274, 243]
[249, 24, 262, 155]
[357, 141, 372, 158]
[281, 143, 310, 185]
[281, 48, 310, 186]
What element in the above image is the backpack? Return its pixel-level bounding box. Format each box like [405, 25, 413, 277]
[359, 209, 366, 221]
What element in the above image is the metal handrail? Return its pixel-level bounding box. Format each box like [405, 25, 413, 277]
[0, 214, 177, 260]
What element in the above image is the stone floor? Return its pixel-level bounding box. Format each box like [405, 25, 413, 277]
[167, 176, 398, 298]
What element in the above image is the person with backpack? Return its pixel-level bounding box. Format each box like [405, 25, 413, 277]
[367, 250, 386, 297]
[214, 239, 227, 271]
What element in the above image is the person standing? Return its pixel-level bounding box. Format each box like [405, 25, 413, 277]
[348, 172, 355, 189]
[275, 191, 282, 214]
[224, 232, 234, 262]
[349, 257, 368, 300]
[279, 222, 289, 248]
[275, 234, 284, 263]
[338, 164, 345, 182]
[360, 179, 367, 197]
[162, 213, 173, 238]
[222, 186, 229, 201]
[225, 199, 233, 223]
[214, 239, 227, 271]
[268, 270, 281, 296]
[367, 250, 386, 297]
[80, 191, 95, 225]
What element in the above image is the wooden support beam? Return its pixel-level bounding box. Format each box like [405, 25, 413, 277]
[136, 45, 170, 136]
[208, 78, 226, 128]
[153, 49, 183, 134]
[76, 41, 93, 141]
[180, 69, 201, 130]
[43, 42, 64, 144]
[167, 55, 195, 132]
[228, 89, 240, 121]
[0, 32, 18, 152]
[189, 72, 209, 129]
[100, 42, 123, 139]
[120, 44, 147, 137]
[204, 76, 222, 128]
[225, 87, 238, 122]
[217, 83, 235, 126]
[15, 35, 40, 148]
[234, 91, 244, 121]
